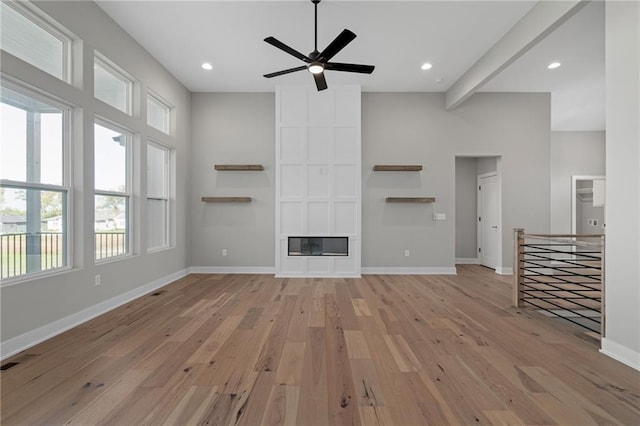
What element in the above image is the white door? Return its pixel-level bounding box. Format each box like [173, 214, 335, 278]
[478, 174, 499, 269]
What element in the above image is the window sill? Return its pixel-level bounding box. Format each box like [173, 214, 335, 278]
[0, 266, 73, 288]
[147, 245, 173, 254]
[95, 253, 135, 266]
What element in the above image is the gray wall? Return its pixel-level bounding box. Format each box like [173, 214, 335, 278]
[1, 1, 191, 343]
[362, 92, 550, 270]
[455, 158, 478, 260]
[189, 93, 275, 268]
[603, 1, 640, 363]
[188, 92, 550, 271]
[550, 131, 605, 233]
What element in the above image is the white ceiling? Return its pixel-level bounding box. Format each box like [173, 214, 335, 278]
[96, 0, 605, 131]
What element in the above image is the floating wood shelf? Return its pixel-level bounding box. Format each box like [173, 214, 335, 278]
[202, 197, 252, 203]
[214, 164, 264, 171]
[386, 197, 435, 203]
[373, 165, 422, 172]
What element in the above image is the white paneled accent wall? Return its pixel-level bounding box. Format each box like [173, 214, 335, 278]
[276, 86, 361, 277]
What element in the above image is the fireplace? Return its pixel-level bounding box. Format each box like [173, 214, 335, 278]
[288, 237, 348, 256]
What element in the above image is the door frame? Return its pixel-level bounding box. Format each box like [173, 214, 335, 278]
[477, 170, 503, 273]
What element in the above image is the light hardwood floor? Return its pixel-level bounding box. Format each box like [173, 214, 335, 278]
[1, 265, 639, 425]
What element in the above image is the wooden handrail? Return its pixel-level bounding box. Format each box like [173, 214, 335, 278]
[525, 233, 604, 238]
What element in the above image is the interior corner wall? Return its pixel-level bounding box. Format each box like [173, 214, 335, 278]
[602, 0, 640, 368]
[550, 131, 605, 234]
[362, 92, 550, 270]
[189, 93, 275, 269]
[455, 157, 478, 259]
[1, 1, 191, 350]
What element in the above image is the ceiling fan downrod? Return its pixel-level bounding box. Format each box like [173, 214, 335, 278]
[313, 0, 320, 55]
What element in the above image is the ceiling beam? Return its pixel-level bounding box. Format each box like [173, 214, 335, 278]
[445, 0, 590, 111]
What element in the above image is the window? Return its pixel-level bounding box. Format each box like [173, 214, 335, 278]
[147, 142, 171, 251]
[0, 2, 71, 81]
[0, 84, 70, 281]
[94, 55, 133, 114]
[94, 121, 131, 260]
[147, 92, 172, 134]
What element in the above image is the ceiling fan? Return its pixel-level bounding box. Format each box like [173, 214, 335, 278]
[263, 0, 375, 91]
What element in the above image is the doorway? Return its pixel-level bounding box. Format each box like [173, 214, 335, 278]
[454, 156, 502, 272]
[572, 175, 605, 235]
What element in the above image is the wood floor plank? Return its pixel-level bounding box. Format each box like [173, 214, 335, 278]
[483, 409, 525, 425]
[296, 327, 329, 426]
[2, 265, 638, 425]
[275, 342, 306, 385]
[325, 312, 361, 425]
[156, 385, 219, 425]
[234, 370, 276, 426]
[66, 370, 152, 425]
[519, 365, 622, 424]
[349, 359, 385, 407]
[344, 330, 372, 360]
[261, 384, 300, 426]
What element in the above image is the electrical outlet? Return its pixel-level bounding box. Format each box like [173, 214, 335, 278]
[94, 274, 101, 286]
[404, 249, 410, 257]
[433, 213, 447, 221]
[222, 248, 228, 256]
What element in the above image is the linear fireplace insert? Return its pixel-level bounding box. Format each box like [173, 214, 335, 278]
[288, 236, 348, 256]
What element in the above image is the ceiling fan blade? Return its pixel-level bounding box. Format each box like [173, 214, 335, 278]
[318, 29, 356, 62]
[313, 72, 328, 91]
[325, 62, 375, 74]
[264, 65, 307, 78]
[264, 37, 311, 63]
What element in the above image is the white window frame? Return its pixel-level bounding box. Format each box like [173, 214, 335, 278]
[1, 1, 73, 83]
[147, 90, 173, 135]
[93, 53, 134, 115]
[146, 140, 172, 252]
[94, 118, 133, 262]
[0, 80, 73, 285]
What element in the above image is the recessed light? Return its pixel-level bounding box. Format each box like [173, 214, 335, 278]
[421, 62, 433, 71]
[547, 62, 561, 70]
[202, 62, 213, 71]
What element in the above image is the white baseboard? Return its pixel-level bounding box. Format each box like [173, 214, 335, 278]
[496, 266, 513, 275]
[1, 268, 189, 360]
[361, 267, 457, 275]
[455, 258, 479, 264]
[189, 266, 276, 274]
[274, 273, 361, 278]
[600, 338, 640, 371]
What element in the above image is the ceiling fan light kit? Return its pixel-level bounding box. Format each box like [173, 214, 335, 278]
[263, 0, 375, 91]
